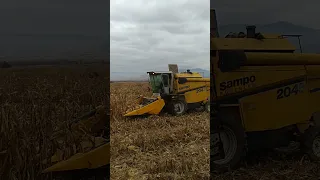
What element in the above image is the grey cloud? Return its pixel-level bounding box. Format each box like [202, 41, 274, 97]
[0, 0, 106, 8]
[214, 0, 320, 29]
[110, 35, 130, 42]
[111, 1, 198, 24]
[159, 22, 208, 34]
[0, 0, 108, 60]
[111, 0, 210, 80]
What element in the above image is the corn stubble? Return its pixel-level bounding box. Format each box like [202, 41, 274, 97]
[111, 83, 320, 180]
[110, 82, 210, 180]
[0, 65, 109, 180]
[3, 66, 314, 180]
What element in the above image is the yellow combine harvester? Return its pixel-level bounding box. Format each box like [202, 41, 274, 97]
[211, 8, 320, 172]
[42, 106, 110, 179]
[124, 64, 210, 117]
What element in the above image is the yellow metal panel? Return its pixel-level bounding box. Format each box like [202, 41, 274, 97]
[240, 81, 311, 131]
[185, 78, 210, 82]
[173, 72, 210, 95]
[213, 64, 315, 131]
[184, 86, 210, 104]
[245, 53, 320, 65]
[215, 65, 306, 97]
[210, 31, 320, 133]
[305, 65, 320, 115]
[211, 38, 296, 51]
[174, 72, 203, 78]
[175, 80, 210, 94]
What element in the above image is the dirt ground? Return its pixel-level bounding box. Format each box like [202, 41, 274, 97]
[212, 151, 320, 180]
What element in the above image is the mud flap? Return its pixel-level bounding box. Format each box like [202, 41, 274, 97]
[124, 97, 165, 117]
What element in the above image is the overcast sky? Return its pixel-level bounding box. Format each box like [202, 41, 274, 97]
[0, 0, 108, 60]
[213, 0, 320, 29]
[0, 0, 106, 36]
[110, 0, 210, 75]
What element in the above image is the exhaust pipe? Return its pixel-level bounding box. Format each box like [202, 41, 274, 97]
[211, 9, 219, 38]
[246, 25, 256, 38]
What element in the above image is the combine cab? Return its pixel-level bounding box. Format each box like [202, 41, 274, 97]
[124, 64, 210, 117]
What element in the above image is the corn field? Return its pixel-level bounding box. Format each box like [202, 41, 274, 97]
[0, 65, 109, 180]
[110, 82, 210, 179]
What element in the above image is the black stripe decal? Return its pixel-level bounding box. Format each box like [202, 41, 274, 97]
[310, 88, 320, 93]
[214, 75, 306, 103]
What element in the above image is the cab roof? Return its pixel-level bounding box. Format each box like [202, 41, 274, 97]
[147, 71, 172, 74]
[147, 71, 203, 78]
[211, 34, 296, 51]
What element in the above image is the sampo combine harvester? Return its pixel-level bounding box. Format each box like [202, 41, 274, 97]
[124, 64, 210, 117]
[211, 9, 320, 172]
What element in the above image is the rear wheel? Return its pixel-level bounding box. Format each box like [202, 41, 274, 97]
[169, 100, 187, 116]
[194, 106, 205, 112]
[301, 126, 320, 162]
[194, 103, 206, 112]
[211, 109, 246, 172]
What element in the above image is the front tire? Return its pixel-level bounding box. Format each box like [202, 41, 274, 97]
[211, 109, 246, 173]
[169, 100, 187, 116]
[301, 126, 320, 162]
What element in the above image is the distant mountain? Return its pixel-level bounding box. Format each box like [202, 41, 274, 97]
[218, 21, 320, 53]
